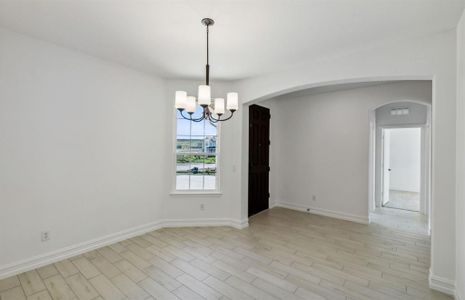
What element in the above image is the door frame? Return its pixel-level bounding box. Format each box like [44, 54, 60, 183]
[368, 100, 432, 234]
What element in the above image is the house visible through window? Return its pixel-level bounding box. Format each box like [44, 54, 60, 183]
[175, 107, 218, 190]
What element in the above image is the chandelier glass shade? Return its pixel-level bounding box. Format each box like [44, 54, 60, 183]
[175, 18, 238, 123]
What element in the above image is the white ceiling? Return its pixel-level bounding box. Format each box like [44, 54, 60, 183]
[0, 0, 464, 80]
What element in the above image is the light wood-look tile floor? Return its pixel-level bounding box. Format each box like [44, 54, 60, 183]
[371, 207, 428, 235]
[0, 208, 451, 299]
[384, 190, 420, 212]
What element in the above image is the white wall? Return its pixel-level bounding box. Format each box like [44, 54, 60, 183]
[0, 28, 243, 277]
[263, 81, 431, 222]
[0, 27, 168, 271]
[235, 30, 457, 290]
[456, 10, 465, 300]
[388, 128, 421, 193]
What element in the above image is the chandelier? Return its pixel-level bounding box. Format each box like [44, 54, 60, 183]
[175, 18, 238, 123]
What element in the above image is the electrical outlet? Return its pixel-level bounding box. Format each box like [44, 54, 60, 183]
[41, 231, 50, 242]
[312, 195, 317, 201]
[200, 203, 205, 211]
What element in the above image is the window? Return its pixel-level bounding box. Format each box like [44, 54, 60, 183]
[175, 107, 219, 191]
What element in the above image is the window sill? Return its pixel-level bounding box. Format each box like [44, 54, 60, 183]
[169, 191, 223, 196]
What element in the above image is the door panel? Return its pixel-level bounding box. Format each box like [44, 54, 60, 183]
[382, 129, 391, 205]
[248, 105, 270, 217]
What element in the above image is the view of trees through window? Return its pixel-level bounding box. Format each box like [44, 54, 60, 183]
[176, 107, 218, 190]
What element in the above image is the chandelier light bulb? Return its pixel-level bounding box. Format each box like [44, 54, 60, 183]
[227, 92, 239, 111]
[175, 91, 187, 109]
[214, 98, 225, 115]
[186, 96, 197, 113]
[198, 85, 211, 106]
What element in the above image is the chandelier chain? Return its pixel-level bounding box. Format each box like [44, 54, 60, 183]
[206, 23, 210, 85]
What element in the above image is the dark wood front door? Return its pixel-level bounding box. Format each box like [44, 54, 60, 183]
[248, 104, 270, 217]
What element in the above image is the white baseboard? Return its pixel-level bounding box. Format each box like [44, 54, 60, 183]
[162, 218, 248, 230]
[0, 217, 247, 280]
[457, 290, 463, 300]
[0, 220, 163, 280]
[230, 218, 249, 229]
[429, 269, 456, 296]
[275, 201, 369, 224]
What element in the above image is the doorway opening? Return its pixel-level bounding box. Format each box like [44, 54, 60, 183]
[381, 127, 421, 212]
[369, 100, 431, 235]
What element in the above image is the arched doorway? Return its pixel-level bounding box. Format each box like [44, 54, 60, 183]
[369, 100, 432, 234]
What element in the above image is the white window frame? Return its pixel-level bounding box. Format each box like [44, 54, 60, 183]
[170, 107, 222, 195]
